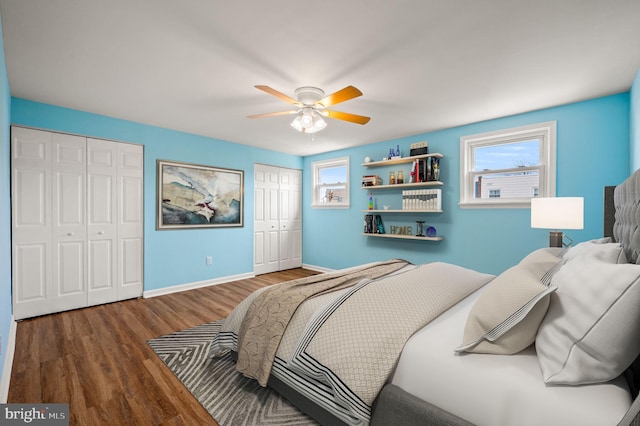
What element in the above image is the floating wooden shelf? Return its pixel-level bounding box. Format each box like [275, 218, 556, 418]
[361, 233, 443, 241]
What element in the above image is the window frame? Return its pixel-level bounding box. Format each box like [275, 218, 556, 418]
[459, 121, 556, 208]
[311, 156, 350, 209]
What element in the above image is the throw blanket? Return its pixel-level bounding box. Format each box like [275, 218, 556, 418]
[288, 262, 494, 423]
[236, 259, 411, 385]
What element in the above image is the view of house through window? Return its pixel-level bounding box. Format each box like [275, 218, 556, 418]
[460, 121, 556, 208]
[474, 139, 540, 199]
[312, 157, 350, 208]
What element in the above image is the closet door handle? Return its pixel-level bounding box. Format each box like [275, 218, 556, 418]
[67, 232, 73, 237]
[98, 231, 104, 235]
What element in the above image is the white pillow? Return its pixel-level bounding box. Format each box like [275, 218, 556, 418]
[536, 259, 640, 385]
[563, 239, 627, 264]
[455, 249, 560, 354]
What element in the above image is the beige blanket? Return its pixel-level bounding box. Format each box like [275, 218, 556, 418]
[236, 259, 410, 385]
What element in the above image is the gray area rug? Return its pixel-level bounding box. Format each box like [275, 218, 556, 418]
[147, 320, 317, 426]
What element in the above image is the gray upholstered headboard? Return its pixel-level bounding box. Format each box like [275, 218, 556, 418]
[608, 169, 640, 426]
[609, 168, 640, 264]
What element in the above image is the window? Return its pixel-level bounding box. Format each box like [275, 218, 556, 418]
[311, 157, 350, 208]
[460, 121, 556, 208]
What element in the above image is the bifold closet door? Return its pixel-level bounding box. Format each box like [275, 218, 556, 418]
[86, 139, 144, 305]
[254, 164, 302, 274]
[12, 126, 144, 319]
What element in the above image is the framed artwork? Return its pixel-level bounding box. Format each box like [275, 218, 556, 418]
[157, 159, 244, 229]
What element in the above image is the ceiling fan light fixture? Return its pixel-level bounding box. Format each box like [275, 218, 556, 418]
[291, 108, 326, 134]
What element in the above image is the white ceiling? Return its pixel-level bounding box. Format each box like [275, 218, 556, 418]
[1, 1, 639, 156]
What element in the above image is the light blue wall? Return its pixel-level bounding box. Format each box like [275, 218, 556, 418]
[10, 98, 303, 291]
[631, 68, 640, 171]
[303, 93, 631, 275]
[0, 16, 11, 395]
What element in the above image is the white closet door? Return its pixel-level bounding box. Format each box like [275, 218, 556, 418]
[11, 127, 53, 319]
[52, 132, 87, 312]
[87, 139, 118, 305]
[116, 143, 144, 300]
[279, 168, 302, 270]
[254, 164, 280, 275]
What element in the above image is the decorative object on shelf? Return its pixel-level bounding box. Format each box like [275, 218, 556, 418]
[362, 175, 382, 186]
[426, 226, 437, 237]
[410, 141, 428, 156]
[531, 197, 584, 247]
[402, 189, 441, 210]
[374, 215, 385, 234]
[388, 171, 396, 185]
[383, 205, 390, 210]
[364, 156, 371, 163]
[416, 221, 425, 237]
[368, 192, 374, 210]
[389, 225, 413, 235]
[397, 170, 404, 184]
[431, 157, 440, 181]
[364, 214, 374, 233]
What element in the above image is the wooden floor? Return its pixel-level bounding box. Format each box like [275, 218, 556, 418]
[8, 268, 318, 426]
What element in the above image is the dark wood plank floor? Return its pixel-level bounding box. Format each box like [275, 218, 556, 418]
[8, 268, 319, 426]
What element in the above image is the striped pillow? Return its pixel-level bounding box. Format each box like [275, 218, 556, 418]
[455, 249, 561, 355]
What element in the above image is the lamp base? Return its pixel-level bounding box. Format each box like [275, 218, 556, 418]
[549, 231, 563, 248]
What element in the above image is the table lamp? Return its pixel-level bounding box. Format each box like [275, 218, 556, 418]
[531, 197, 584, 247]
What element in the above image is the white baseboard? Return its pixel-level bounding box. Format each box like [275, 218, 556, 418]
[143, 272, 256, 298]
[1, 316, 17, 403]
[302, 263, 335, 273]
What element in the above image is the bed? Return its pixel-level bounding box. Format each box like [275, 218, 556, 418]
[209, 168, 640, 426]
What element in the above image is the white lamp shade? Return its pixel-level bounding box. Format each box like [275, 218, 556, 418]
[531, 197, 584, 230]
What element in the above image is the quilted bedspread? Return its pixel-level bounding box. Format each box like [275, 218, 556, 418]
[209, 261, 493, 425]
[288, 262, 493, 423]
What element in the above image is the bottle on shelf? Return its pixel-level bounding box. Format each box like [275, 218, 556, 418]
[397, 170, 404, 184]
[368, 192, 374, 210]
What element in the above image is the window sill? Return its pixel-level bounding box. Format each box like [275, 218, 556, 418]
[311, 204, 350, 209]
[459, 199, 532, 209]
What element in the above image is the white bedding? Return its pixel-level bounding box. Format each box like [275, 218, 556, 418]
[391, 288, 633, 426]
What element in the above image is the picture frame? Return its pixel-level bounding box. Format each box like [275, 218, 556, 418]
[157, 159, 244, 230]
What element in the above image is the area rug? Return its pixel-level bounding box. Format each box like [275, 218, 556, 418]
[147, 320, 317, 426]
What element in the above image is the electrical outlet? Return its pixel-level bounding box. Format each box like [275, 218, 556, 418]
[206, 256, 213, 266]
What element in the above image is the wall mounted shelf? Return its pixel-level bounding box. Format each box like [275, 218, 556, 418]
[360, 233, 443, 241]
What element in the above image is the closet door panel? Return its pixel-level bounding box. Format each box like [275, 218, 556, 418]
[87, 139, 118, 305]
[117, 143, 144, 300]
[279, 168, 302, 270]
[52, 132, 87, 311]
[254, 165, 280, 274]
[11, 128, 53, 319]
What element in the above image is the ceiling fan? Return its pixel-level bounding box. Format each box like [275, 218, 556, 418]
[248, 85, 371, 134]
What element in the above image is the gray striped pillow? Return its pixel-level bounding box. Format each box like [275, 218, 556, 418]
[455, 249, 561, 355]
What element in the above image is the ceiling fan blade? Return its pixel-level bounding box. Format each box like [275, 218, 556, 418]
[247, 110, 298, 119]
[315, 86, 363, 108]
[255, 85, 301, 105]
[323, 110, 370, 125]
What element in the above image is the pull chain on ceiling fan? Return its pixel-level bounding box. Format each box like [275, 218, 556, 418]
[248, 85, 370, 134]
